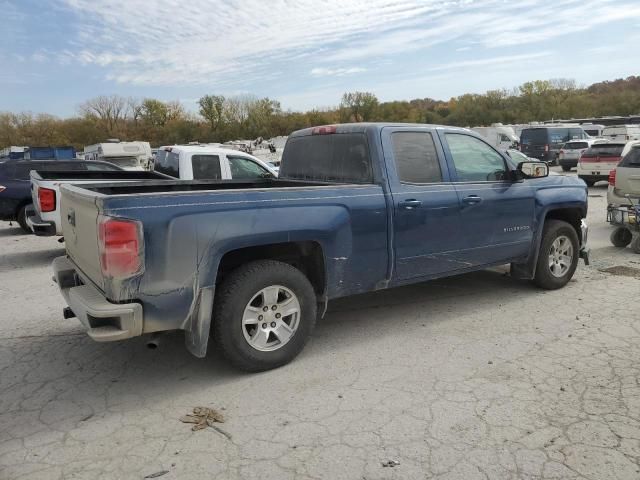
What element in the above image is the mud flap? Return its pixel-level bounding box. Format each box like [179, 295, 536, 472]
[184, 286, 215, 358]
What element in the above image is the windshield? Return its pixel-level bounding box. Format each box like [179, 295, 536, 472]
[106, 156, 140, 168]
[564, 142, 588, 150]
[582, 144, 625, 157]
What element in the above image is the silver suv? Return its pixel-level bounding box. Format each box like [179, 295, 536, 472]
[608, 143, 640, 207]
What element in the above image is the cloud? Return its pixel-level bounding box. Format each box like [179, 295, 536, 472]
[33, 0, 640, 89]
[429, 52, 553, 72]
[310, 67, 366, 77]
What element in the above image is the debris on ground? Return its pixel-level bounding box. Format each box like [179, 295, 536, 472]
[599, 265, 640, 279]
[381, 460, 400, 467]
[180, 406, 232, 440]
[144, 471, 169, 478]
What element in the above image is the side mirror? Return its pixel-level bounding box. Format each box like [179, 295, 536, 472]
[517, 161, 549, 178]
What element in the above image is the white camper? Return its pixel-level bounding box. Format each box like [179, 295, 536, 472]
[579, 123, 605, 137]
[83, 139, 152, 170]
[602, 125, 640, 142]
[471, 124, 519, 150]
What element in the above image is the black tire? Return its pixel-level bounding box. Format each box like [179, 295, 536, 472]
[16, 204, 31, 233]
[610, 227, 633, 248]
[561, 165, 572, 172]
[212, 260, 317, 372]
[631, 235, 640, 254]
[533, 219, 580, 290]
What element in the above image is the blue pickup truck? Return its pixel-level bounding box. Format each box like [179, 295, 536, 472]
[53, 123, 589, 371]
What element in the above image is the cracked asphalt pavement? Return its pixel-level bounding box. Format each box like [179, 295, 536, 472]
[1, 177, 639, 479]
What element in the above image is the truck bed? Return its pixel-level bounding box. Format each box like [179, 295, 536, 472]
[72, 178, 336, 196]
[33, 170, 170, 181]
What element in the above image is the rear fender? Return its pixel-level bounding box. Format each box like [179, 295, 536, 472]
[161, 206, 351, 356]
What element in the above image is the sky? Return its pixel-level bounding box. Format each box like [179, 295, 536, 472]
[2, 0, 640, 117]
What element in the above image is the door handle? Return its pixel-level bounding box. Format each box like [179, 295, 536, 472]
[462, 195, 482, 205]
[399, 199, 422, 210]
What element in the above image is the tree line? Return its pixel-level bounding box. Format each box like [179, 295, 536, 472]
[1, 76, 639, 149]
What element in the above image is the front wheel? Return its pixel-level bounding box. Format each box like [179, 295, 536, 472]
[213, 260, 317, 372]
[533, 220, 580, 290]
[561, 165, 572, 172]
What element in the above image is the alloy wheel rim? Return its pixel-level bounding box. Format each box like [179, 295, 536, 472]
[548, 235, 573, 278]
[242, 285, 301, 352]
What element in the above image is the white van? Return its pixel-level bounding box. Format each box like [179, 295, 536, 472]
[471, 124, 519, 150]
[152, 145, 277, 180]
[83, 140, 152, 170]
[602, 125, 640, 142]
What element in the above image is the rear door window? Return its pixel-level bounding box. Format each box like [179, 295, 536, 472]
[281, 133, 373, 183]
[227, 156, 270, 179]
[191, 155, 222, 180]
[391, 131, 442, 183]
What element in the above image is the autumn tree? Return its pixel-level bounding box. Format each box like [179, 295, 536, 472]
[198, 95, 225, 134]
[340, 91, 379, 122]
[78, 95, 128, 134]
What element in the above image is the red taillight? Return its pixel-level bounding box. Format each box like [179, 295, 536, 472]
[544, 144, 549, 152]
[559, 149, 564, 155]
[311, 125, 337, 135]
[98, 216, 144, 278]
[609, 169, 616, 187]
[38, 187, 56, 212]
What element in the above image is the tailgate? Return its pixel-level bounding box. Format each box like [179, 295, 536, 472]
[616, 166, 640, 196]
[60, 185, 104, 290]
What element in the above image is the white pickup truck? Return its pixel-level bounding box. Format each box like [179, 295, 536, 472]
[28, 168, 171, 236]
[153, 145, 277, 180]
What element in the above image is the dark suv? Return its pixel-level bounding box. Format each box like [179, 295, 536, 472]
[520, 126, 589, 164]
[0, 160, 122, 232]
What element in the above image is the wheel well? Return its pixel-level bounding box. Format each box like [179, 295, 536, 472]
[11, 200, 31, 221]
[216, 241, 326, 295]
[545, 208, 583, 243]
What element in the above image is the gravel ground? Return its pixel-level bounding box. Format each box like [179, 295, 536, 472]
[1, 176, 639, 480]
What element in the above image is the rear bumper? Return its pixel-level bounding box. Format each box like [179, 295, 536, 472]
[578, 174, 608, 183]
[26, 207, 56, 236]
[53, 256, 143, 341]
